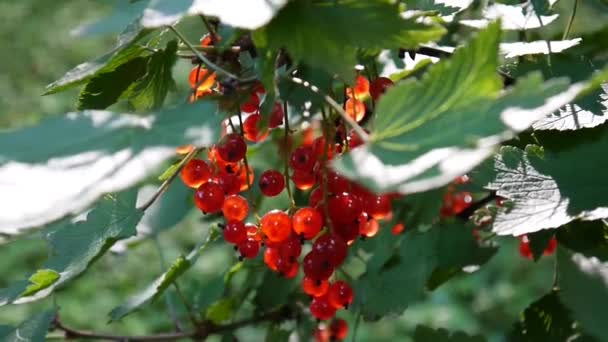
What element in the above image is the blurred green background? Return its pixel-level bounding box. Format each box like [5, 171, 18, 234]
[0, 0, 570, 341]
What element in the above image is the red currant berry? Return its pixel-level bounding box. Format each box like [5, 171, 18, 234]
[189, 67, 216, 91]
[327, 171, 350, 194]
[246, 223, 262, 241]
[346, 75, 370, 100]
[309, 188, 324, 207]
[217, 133, 247, 163]
[243, 113, 269, 142]
[347, 130, 366, 149]
[312, 136, 334, 161]
[269, 102, 284, 128]
[278, 236, 302, 262]
[313, 233, 348, 267]
[369, 77, 394, 101]
[330, 319, 348, 340]
[292, 207, 323, 240]
[180, 159, 212, 188]
[261, 210, 292, 243]
[290, 146, 316, 172]
[454, 174, 470, 184]
[544, 236, 558, 256]
[236, 164, 254, 191]
[292, 170, 316, 191]
[519, 235, 533, 260]
[327, 280, 353, 309]
[310, 295, 336, 320]
[216, 172, 242, 195]
[333, 222, 359, 245]
[328, 193, 362, 225]
[368, 195, 392, 220]
[194, 181, 225, 214]
[223, 220, 247, 245]
[222, 195, 249, 221]
[391, 222, 405, 235]
[238, 238, 260, 259]
[451, 192, 473, 214]
[302, 277, 329, 298]
[241, 92, 260, 113]
[264, 247, 280, 271]
[303, 252, 334, 281]
[358, 212, 379, 238]
[314, 325, 330, 342]
[344, 98, 365, 122]
[283, 260, 299, 279]
[258, 170, 285, 197]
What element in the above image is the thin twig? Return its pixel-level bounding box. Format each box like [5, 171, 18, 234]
[456, 192, 497, 221]
[562, 0, 578, 40]
[199, 15, 219, 44]
[138, 148, 200, 212]
[283, 101, 296, 211]
[320, 108, 334, 231]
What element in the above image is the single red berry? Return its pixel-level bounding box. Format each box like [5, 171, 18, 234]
[544, 236, 558, 256]
[261, 210, 292, 243]
[312, 136, 335, 160]
[348, 130, 366, 149]
[310, 295, 336, 320]
[264, 247, 280, 271]
[241, 92, 260, 113]
[519, 236, 533, 260]
[454, 174, 470, 184]
[215, 172, 242, 195]
[303, 252, 334, 281]
[330, 319, 348, 340]
[314, 325, 330, 342]
[223, 220, 247, 245]
[369, 77, 394, 101]
[327, 171, 350, 194]
[302, 277, 330, 298]
[358, 212, 379, 238]
[208, 146, 239, 174]
[313, 233, 348, 267]
[292, 207, 323, 240]
[258, 170, 285, 197]
[269, 102, 284, 128]
[327, 281, 354, 309]
[236, 164, 255, 191]
[290, 146, 316, 172]
[333, 222, 359, 245]
[302, 127, 315, 146]
[238, 239, 260, 259]
[279, 235, 302, 262]
[222, 195, 249, 221]
[328, 193, 362, 225]
[368, 195, 392, 220]
[346, 75, 370, 100]
[189, 66, 216, 91]
[292, 170, 317, 191]
[451, 192, 473, 214]
[246, 223, 262, 241]
[194, 181, 225, 214]
[391, 222, 405, 235]
[496, 197, 506, 207]
[344, 98, 366, 122]
[283, 260, 299, 279]
[180, 159, 212, 188]
[217, 133, 247, 163]
[200, 33, 218, 47]
[309, 187, 324, 207]
[243, 114, 269, 142]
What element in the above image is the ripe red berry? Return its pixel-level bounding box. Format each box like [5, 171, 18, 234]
[519, 235, 533, 260]
[368, 195, 392, 220]
[223, 221, 247, 245]
[313, 233, 348, 267]
[328, 193, 362, 225]
[283, 260, 299, 279]
[312, 136, 335, 161]
[314, 325, 330, 342]
[292, 207, 323, 240]
[180, 159, 212, 188]
[369, 77, 394, 101]
[236, 164, 254, 191]
[327, 281, 354, 309]
[241, 92, 260, 113]
[189, 67, 216, 91]
[216, 172, 242, 195]
[194, 181, 225, 214]
[303, 252, 334, 281]
[290, 146, 316, 172]
[346, 75, 370, 100]
[348, 130, 366, 149]
[278, 236, 302, 262]
[243, 114, 269, 142]
[330, 319, 348, 340]
[264, 247, 280, 271]
[327, 171, 350, 194]
[222, 195, 249, 221]
[344, 98, 366, 122]
[391, 222, 405, 235]
[217, 133, 247, 162]
[309, 188, 324, 207]
[333, 222, 359, 245]
[261, 210, 292, 243]
[544, 236, 558, 256]
[258, 170, 285, 197]
[451, 192, 473, 214]
[246, 223, 262, 241]
[310, 295, 336, 320]
[358, 212, 379, 238]
[238, 239, 260, 259]
[302, 277, 329, 298]
[292, 170, 317, 191]
[269, 102, 284, 128]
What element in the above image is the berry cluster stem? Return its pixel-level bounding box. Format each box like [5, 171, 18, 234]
[283, 101, 296, 212]
[320, 108, 334, 231]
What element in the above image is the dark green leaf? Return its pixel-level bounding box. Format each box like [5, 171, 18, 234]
[530, 0, 552, 15]
[265, 325, 291, 342]
[557, 221, 608, 262]
[109, 228, 219, 320]
[0, 325, 12, 339]
[558, 247, 608, 341]
[333, 22, 577, 195]
[0, 191, 142, 306]
[193, 276, 226, 312]
[254, 270, 296, 311]
[77, 56, 149, 110]
[403, 0, 460, 15]
[126, 40, 178, 111]
[509, 291, 578, 342]
[0, 309, 56, 342]
[413, 325, 486, 341]
[0, 101, 222, 239]
[44, 22, 150, 95]
[206, 297, 236, 324]
[528, 230, 556, 261]
[255, 0, 445, 81]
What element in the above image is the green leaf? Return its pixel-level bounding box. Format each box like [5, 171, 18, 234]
[557, 221, 608, 262]
[403, 0, 461, 15]
[193, 276, 226, 312]
[528, 230, 556, 261]
[109, 228, 219, 320]
[265, 325, 291, 342]
[256, 0, 445, 81]
[0, 191, 142, 306]
[126, 40, 178, 111]
[558, 247, 608, 341]
[77, 56, 149, 110]
[158, 162, 181, 181]
[333, 22, 576, 195]
[473, 130, 608, 236]
[0, 101, 222, 239]
[531, 0, 552, 15]
[44, 22, 150, 95]
[254, 270, 296, 311]
[206, 298, 236, 324]
[413, 325, 486, 341]
[0, 309, 56, 342]
[509, 291, 579, 341]
[459, 4, 559, 30]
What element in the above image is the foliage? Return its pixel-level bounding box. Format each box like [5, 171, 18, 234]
[1, 0, 608, 341]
